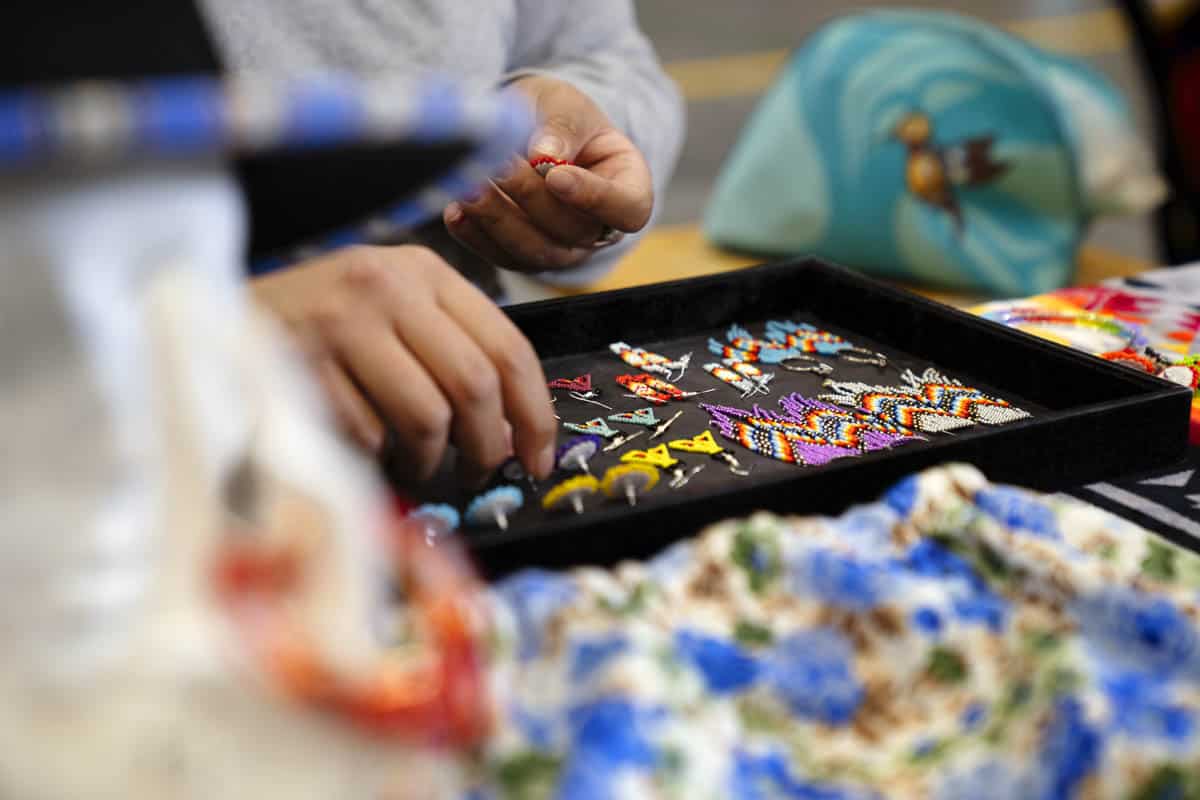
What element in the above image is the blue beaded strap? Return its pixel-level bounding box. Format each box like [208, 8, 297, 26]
[0, 74, 535, 272]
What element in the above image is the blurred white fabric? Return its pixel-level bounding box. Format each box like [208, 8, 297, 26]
[0, 162, 247, 681]
[0, 163, 435, 798]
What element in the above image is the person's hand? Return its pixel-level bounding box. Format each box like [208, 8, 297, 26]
[443, 74, 654, 273]
[251, 245, 557, 483]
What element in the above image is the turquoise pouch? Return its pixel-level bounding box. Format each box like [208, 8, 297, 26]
[703, 10, 1164, 296]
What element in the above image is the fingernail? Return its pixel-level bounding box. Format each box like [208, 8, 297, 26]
[532, 135, 565, 159]
[546, 169, 579, 197]
[375, 428, 397, 463]
[592, 229, 625, 249]
[537, 446, 555, 479]
[445, 203, 463, 224]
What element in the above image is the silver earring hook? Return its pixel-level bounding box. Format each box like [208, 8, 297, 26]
[569, 391, 614, 411]
[780, 356, 834, 375]
[837, 347, 888, 368]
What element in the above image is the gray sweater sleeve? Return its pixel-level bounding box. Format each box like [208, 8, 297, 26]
[196, 0, 683, 287]
[503, 0, 686, 286]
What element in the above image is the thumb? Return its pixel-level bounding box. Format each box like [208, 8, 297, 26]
[527, 85, 608, 164]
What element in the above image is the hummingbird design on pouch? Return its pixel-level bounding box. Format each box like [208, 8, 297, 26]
[892, 112, 1009, 230]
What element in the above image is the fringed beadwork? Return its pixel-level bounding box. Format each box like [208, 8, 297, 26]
[704, 407, 853, 467]
[899, 368, 1031, 425]
[764, 320, 851, 355]
[722, 324, 804, 364]
[778, 394, 920, 446]
[768, 322, 887, 366]
[820, 381, 976, 434]
[701, 394, 919, 466]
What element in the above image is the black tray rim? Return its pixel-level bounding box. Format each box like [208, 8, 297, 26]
[465, 257, 1195, 565]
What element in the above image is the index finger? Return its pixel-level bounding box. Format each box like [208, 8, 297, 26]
[434, 273, 557, 479]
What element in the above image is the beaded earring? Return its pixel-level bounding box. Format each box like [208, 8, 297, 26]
[701, 395, 918, 467]
[563, 417, 620, 438]
[541, 475, 600, 515]
[619, 443, 679, 470]
[666, 430, 751, 476]
[722, 359, 774, 394]
[608, 407, 659, 427]
[765, 320, 888, 367]
[898, 368, 1031, 425]
[610, 342, 691, 380]
[617, 374, 709, 405]
[703, 362, 762, 397]
[778, 394, 921, 448]
[763, 320, 849, 355]
[556, 435, 602, 474]
[819, 381, 976, 434]
[547, 374, 592, 392]
[720, 324, 806, 364]
[600, 464, 659, 506]
[703, 404, 857, 467]
[465, 486, 524, 531]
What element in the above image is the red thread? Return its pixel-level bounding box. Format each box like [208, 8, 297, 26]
[530, 156, 572, 175]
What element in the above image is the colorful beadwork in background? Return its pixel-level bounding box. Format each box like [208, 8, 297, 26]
[973, 272, 1200, 442]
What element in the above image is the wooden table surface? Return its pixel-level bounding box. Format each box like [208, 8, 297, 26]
[541, 223, 1154, 309]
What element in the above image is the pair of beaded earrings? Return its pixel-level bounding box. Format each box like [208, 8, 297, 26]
[609, 341, 710, 406]
[702, 395, 922, 467]
[708, 320, 888, 375]
[610, 341, 691, 381]
[819, 368, 1030, 432]
[540, 463, 661, 514]
[540, 426, 754, 517]
[702, 369, 1029, 466]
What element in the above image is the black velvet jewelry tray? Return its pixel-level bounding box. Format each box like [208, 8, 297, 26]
[405, 258, 1194, 578]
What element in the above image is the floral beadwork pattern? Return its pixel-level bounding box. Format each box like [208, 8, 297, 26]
[469, 465, 1200, 799]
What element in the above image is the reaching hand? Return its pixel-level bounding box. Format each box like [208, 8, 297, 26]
[444, 74, 654, 273]
[252, 245, 557, 483]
